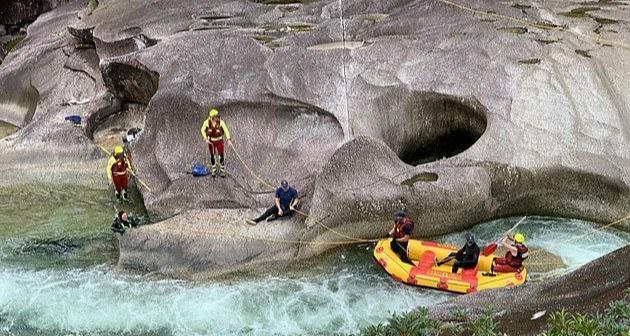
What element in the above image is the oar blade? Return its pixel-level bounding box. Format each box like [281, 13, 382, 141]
[482, 243, 497, 256]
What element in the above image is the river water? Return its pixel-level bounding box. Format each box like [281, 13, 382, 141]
[0, 184, 628, 335]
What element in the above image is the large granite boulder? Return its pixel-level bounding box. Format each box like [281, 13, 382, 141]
[0, 0, 629, 277]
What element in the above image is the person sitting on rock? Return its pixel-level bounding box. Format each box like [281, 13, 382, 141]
[200, 108, 232, 177]
[247, 180, 299, 224]
[437, 233, 480, 273]
[486, 233, 528, 276]
[387, 210, 414, 265]
[107, 146, 132, 202]
[111, 211, 140, 234]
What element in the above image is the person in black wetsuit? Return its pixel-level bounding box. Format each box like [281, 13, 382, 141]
[111, 211, 141, 234]
[437, 232, 480, 273]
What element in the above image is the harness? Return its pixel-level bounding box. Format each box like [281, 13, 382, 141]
[393, 218, 414, 239]
[205, 118, 224, 141]
[111, 155, 128, 176]
[506, 244, 528, 268]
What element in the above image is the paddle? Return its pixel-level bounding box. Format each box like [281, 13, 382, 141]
[482, 216, 527, 256]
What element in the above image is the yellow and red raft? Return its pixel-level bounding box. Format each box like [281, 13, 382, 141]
[373, 239, 526, 294]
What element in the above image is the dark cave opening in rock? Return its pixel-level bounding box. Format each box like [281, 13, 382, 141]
[399, 128, 484, 165]
[377, 91, 487, 166]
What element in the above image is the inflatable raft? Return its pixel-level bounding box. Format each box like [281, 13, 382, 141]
[373, 239, 526, 294]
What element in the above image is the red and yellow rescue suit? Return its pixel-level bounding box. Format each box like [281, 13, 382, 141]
[200, 117, 231, 168]
[107, 154, 131, 195]
[391, 217, 415, 264]
[493, 243, 528, 273]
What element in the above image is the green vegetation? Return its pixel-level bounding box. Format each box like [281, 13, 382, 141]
[498, 27, 528, 34]
[360, 307, 463, 336]
[575, 49, 592, 58]
[358, 291, 630, 336]
[540, 292, 630, 335]
[86, 0, 98, 11]
[560, 7, 600, 18]
[4, 36, 25, 53]
[470, 310, 499, 336]
[592, 16, 618, 25]
[401, 172, 439, 186]
[253, 34, 275, 42]
[512, 4, 531, 10]
[259, 0, 303, 4]
[518, 58, 541, 65]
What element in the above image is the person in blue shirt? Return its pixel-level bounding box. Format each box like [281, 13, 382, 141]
[247, 180, 299, 224]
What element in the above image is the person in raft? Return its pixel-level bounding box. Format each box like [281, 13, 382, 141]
[200, 108, 232, 177]
[107, 145, 132, 202]
[111, 211, 141, 234]
[247, 180, 299, 224]
[437, 232, 480, 273]
[387, 210, 415, 265]
[486, 232, 528, 276]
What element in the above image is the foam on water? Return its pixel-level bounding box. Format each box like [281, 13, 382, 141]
[438, 216, 630, 275]
[0, 264, 450, 336]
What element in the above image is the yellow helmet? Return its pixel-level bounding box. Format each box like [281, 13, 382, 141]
[114, 146, 124, 155]
[513, 233, 525, 244]
[208, 108, 219, 118]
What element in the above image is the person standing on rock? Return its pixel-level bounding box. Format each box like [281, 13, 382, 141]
[486, 233, 528, 275]
[388, 210, 415, 265]
[107, 146, 132, 202]
[246, 180, 299, 224]
[200, 108, 232, 177]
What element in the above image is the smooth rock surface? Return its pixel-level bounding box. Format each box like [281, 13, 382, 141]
[0, 0, 629, 281]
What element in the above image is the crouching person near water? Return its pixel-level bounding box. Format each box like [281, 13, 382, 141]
[111, 211, 141, 234]
[387, 210, 414, 265]
[247, 180, 299, 224]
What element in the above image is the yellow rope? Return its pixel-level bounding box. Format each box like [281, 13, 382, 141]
[228, 142, 377, 243]
[228, 142, 275, 189]
[151, 226, 367, 246]
[435, 0, 630, 51]
[96, 144, 152, 192]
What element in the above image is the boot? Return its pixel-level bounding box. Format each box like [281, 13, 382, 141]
[211, 165, 217, 177]
[115, 191, 120, 200]
[121, 189, 128, 202]
[219, 165, 226, 178]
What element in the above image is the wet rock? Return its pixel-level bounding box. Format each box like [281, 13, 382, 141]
[116, 209, 304, 279]
[67, 22, 96, 49]
[100, 58, 159, 105]
[0, 0, 59, 25]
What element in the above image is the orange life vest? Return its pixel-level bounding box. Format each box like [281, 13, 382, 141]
[205, 118, 223, 139]
[111, 155, 128, 175]
[393, 218, 414, 239]
[505, 244, 528, 268]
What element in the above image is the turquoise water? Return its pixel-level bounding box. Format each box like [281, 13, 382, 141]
[0, 184, 628, 335]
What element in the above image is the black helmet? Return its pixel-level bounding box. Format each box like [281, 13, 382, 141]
[394, 210, 406, 219]
[280, 180, 289, 188]
[466, 232, 475, 244]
